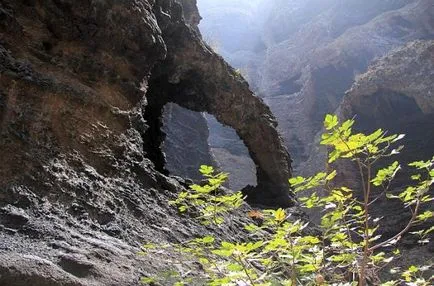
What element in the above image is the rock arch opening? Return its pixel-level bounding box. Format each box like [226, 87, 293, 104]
[160, 103, 215, 182]
[143, 7, 294, 206]
[204, 113, 257, 190]
[143, 67, 293, 207]
[153, 102, 258, 190]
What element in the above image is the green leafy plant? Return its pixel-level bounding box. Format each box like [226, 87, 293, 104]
[169, 165, 244, 225]
[140, 114, 433, 286]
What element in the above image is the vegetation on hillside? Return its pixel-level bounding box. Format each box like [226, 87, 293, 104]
[140, 114, 434, 286]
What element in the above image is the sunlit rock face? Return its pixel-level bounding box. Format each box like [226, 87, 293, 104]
[198, 0, 434, 174]
[198, 0, 434, 257]
[340, 40, 434, 192]
[0, 0, 293, 284]
[261, 0, 433, 173]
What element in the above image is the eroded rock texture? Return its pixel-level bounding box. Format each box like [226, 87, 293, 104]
[162, 103, 216, 181]
[199, 0, 434, 175]
[339, 40, 434, 239]
[0, 0, 293, 284]
[143, 0, 293, 205]
[261, 0, 434, 173]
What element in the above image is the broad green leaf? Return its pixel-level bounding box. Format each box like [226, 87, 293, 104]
[226, 263, 243, 272]
[274, 208, 286, 222]
[340, 119, 354, 132]
[417, 211, 433, 221]
[199, 165, 214, 175]
[212, 248, 233, 257]
[298, 263, 317, 273]
[324, 114, 339, 130]
[411, 174, 422, 180]
[371, 161, 400, 186]
[140, 277, 155, 284]
[409, 160, 431, 169]
[326, 170, 337, 181]
[201, 236, 215, 244]
[289, 176, 305, 186]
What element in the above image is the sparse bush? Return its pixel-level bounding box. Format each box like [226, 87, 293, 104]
[140, 114, 433, 286]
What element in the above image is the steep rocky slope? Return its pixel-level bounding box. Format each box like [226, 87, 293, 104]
[333, 40, 434, 264]
[198, 0, 434, 174]
[0, 0, 293, 284]
[198, 0, 434, 253]
[261, 0, 433, 171]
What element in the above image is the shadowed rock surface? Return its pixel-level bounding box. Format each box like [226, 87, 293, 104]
[198, 0, 434, 262]
[339, 40, 434, 235]
[162, 103, 216, 182]
[199, 0, 434, 175]
[0, 0, 293, 284]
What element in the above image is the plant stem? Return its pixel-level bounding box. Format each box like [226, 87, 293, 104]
[236, 255, 256, 286]
[369, 200, 420, 251]
[359, 160, 372, 286]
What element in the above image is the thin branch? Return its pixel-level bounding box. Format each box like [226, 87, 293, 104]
[369, 200, 421, 252]
[236, 255, 256, 286]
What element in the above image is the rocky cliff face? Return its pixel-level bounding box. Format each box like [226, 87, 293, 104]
[0, 0, 293, 284]
[335, 40, 434, 264]
[340, 39, 434, 228]
[261, 0, 433, 172]
[198, 0, 434, 252]
[199, 0, 434, 172]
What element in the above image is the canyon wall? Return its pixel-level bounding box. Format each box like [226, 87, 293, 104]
[199, 0, 433, 173]
[0, 0, 293, 284]
[338, 40, 434, 237]
[198, 0, 434, 256]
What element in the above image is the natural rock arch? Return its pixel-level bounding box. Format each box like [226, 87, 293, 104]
[145, 6, 294, 207]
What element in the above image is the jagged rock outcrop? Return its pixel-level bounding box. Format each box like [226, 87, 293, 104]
[342, 40, 434, 116]
[337, 39, 434, 261]
[0, 0, 293, 284]
[143, 0, 293, 205]
[200, 0, 433, 174]
[340, 39, 434, 205]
